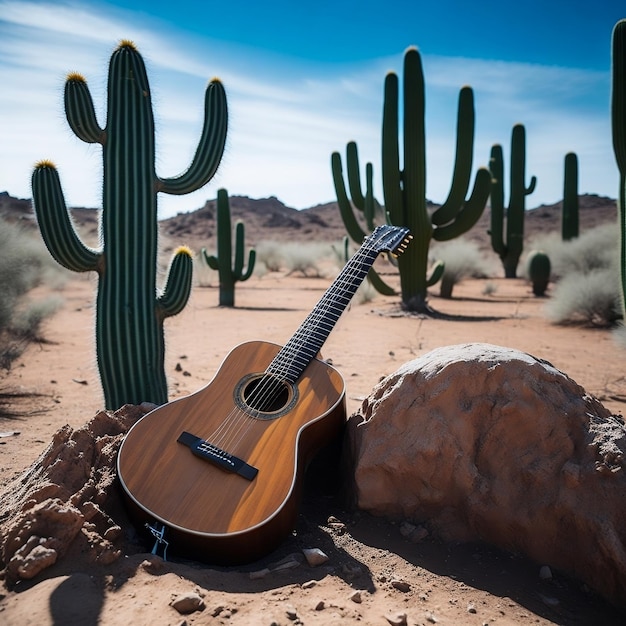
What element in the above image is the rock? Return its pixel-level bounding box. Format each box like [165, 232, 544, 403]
[539, 565, 553, 580]
[171, 592, 205, 614]
[349, 590, 363, 603]
[347, 343, 626, 609]
[385, 612, 408, 626]
[0, 404, 150, 583]
[391, 579, 411, 592]
[302, 547, 329, 566]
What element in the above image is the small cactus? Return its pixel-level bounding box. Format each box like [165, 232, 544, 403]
[202, 189, 256, 307]
[526, 250, 551, 297]
[489, 124, 537, 278]
[32, 40, 227, 409]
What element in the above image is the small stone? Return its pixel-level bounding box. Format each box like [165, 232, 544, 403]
[272, 558, 300, 571]
[285, 606, 298, 620]
[467, 602, 477, 614]
[171, 592, 205, 614]
[539, 565, 552, 580]
[302, 547, 329, 567]
[385, 612, 408, 626]
[425, 612, 438, 623]
[349, 590, 363, 603]
[391, 579, 411, 592]
[301, 579, 317, 589]
[314, 600, 325, 611]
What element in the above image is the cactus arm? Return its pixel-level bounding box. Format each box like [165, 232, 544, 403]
[331, 150, 369, 243]
[160, 79, 228, 195]
[346, 141, 366, 211]
[32, 161, 101, 272]
[431, 86, 477, 226]
[562, 152, 579, 240]
[433, 167, 491, 241]
[157, 246, 194, 318]
[234, 221, 256, 280]
[382, 71, 404, 226]
[203, 248, 220, 271]
[426, 260, 445, 287]
[489, 144, 506, 256]
[64, 73, 104, 144]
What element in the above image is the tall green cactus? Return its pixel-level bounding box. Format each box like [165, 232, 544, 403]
[526, 250, 551, 297]
[333, 47, 491, 312]
[489, 124, 537, 278]
[562, 152, 579, 241]
[202, 189, 256, 307]
[612, 20, 626, 318]
[31, 40, 228, 409]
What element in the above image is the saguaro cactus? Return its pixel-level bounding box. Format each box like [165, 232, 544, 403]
[202, 189, 256, 307]
[612, 20, 626, 318]
[489, 124, 537, 278]
[32, 40, 228, 409]
[333, 47, 491, 312]
[562, 152, 579, 241]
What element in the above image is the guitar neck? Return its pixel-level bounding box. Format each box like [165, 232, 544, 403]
[266, 242, 380, 383]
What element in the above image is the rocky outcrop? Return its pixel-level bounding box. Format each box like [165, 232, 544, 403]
[347, 343, 626, 608]
[0, 404, 151, 584]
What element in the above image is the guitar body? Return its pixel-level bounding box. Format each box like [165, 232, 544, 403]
[117, 340, 346, 564]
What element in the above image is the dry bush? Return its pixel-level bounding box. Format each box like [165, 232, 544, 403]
[431, 238, 495, 298]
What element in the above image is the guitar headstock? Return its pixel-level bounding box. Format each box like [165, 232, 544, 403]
[367, 225, 413, 258]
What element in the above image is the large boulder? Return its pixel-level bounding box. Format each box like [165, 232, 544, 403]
[347, 343, 626, 608]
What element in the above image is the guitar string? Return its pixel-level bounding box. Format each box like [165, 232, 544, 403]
[201, 230, 397, 454]
[203, 242, 373, 452]
[203, 235, 384, 453]
[205, 245, 372, 453]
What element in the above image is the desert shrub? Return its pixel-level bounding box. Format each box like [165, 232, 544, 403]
[528, 224, 622, 326]
[0, 218, 64, 369]
[528, 223, 617, 280]
[545, 268, 621, 326]
[255, 241, 336, 277]
[430, 238, 494, 298]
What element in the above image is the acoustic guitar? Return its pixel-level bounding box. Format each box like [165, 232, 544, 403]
[117, 225, 411, 564]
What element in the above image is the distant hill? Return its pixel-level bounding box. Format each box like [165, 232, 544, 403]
[0, 191, 618, 256]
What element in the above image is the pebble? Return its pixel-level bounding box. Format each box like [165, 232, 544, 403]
[385, 612, 408, 626]
[170, 592, 205, 614]
[301, 579, 317, 589]
[314, 600, 325, 611]
[467, 602, 477, 613]
[302, 547, 329, 567]
[349, 590, 363, 603]
[391, 579, 411, 592]
[539, 565, 553, 580]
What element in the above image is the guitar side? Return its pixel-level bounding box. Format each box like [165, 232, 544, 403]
[117, 340, 346, 564]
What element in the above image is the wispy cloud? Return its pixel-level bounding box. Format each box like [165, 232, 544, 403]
[0, 0, 618, 221]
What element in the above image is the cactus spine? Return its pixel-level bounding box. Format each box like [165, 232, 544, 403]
[489, 124, 537, 278]
[32, 40, 228, 409]
[202, 189, 256, 307]
[562, 152, 579, 241]
[612, 20, 626, 318]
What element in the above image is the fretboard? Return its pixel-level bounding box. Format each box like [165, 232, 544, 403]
[266, 243, 380, 383]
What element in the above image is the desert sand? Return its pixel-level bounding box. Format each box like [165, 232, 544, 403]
[1, 263, 625, 625]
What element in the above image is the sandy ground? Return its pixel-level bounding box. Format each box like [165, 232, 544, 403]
[1, 270, 625, 625]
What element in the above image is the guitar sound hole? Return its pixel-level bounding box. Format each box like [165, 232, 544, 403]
[235, 373, 298, 420]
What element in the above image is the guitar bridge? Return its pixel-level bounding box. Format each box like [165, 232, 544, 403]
[177, 431, 258, 481]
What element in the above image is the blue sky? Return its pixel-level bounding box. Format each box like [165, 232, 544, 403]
[0, 0, 623, 219]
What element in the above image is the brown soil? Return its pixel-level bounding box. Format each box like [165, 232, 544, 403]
[1, 266, 625, 625]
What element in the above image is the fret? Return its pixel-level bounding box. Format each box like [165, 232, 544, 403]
[265, 226, 411, 384]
